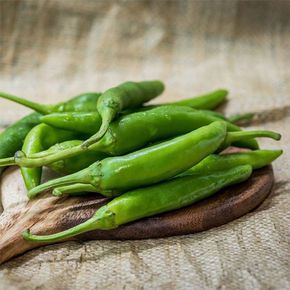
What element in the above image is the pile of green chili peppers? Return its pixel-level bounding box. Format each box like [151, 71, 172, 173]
[0, 80, 282, 243]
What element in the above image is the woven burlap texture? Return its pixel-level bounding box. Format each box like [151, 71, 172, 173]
[0, 1, 289, 289]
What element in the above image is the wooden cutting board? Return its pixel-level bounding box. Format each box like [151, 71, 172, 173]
[0, 163, 274, 265]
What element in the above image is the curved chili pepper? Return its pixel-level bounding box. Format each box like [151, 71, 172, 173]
[40, 112, 102, 134]
[22, 164, 252, 242]
[82, 80, 165, 147]
[39, 109, 254, 136]
[0, 92, 102, 114]
[39, 110, 225, 135]
[20, 124, 83, 189]
[164, 88, 227, 110]
[27, 121, 228, 198]
[13, 106, 262, 168]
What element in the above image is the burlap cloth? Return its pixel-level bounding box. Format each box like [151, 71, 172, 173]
[0, 1, 289, 289]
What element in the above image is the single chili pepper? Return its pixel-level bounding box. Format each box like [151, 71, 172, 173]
[40, 112, 102, 134]
[0, 92, 102, 114]
[179, 149, 283, 177]
[13, 106, 261, 168]
[22, 164, 252, 242]
[82, 80, 165, 147]
[20, 124, 83, 189]
[0, 112, 41, 175]
[39, 109, 254, 137]
[162, 89, 228, 110]
[27, 121, 228, 198]
[53, 147, 281, 197]
[122, 89, 228, 113]
[47, 140, 107, 175]
[39, 109, 228, 135]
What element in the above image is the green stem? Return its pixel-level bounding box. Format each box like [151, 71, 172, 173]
[27, 167, 92, 199]
[220, 129, 280, 151]
[228, 130, 281, 142]
[0, 91, 56, 114]
[22, 215, 100, 242]
[15, 144, 86, 167]
[82, 113, 112, 148]
[0, 156, 15, 167]
[168, 89, 228, 110]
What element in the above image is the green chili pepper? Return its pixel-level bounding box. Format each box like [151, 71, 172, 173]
[40, 112, 102, 134]
[22, 164, 252, 242]
[39, 110, 226, 135]
[20, 124, 83, 189]
[12, 106, 263, 168]
[27, 121, 228, 198]
[82, 80, 165, 147]
[179, 149, 283, 177]
[163, 89, 228, 110]
[39, 109, 254, 136]
[0, 112, 42, 175]
[0, 92, 102, 114]
[39, 109, 228, 135]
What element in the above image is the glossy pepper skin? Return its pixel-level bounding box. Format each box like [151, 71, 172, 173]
[40, 110, 224, 135]
[27, 121, 228, 198]
[163, 89, 228, 110]
[39, 109, 253, 135]
[14, 106, 262, 168]
[40, 112, 102, 134]
[82, 80, 165, 147]
[22, 164, 252, 242]
[0, 92, 102, 114]
[0, 112, 41, 175]
[20, 124, 81, 189]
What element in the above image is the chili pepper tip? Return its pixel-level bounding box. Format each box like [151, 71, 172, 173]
[52, 188, 63, 196]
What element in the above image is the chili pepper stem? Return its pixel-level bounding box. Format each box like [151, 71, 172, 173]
[15, 144, 89, 167]
[0, 92, 56, 114]
[0, 156, 16, 167]
[227, 130, 281, 142]
[82, 114, 112, 148]
[22, 214, 103, 242]
[27, 167, 94, 199]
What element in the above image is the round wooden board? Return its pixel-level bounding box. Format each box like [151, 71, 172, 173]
[66, 165, 274, 241]
[0, 162, 274, 265]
